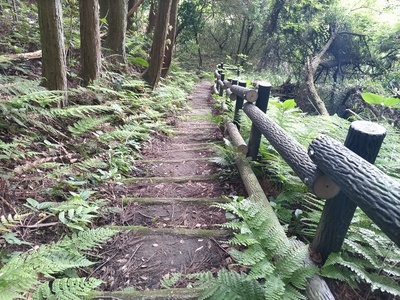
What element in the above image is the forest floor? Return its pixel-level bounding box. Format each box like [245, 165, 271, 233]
[93, 81, 246, 297]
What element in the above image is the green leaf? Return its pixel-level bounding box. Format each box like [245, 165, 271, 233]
[130, 57, 149, 68]
[282, 99, 296, 110]
[383, 97, 400, 107]
[2, 232, 32, 245]
[362, 93, 384, 105]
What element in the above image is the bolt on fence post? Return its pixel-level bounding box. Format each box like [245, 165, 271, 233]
[247, 82, 271, 160]
[219, 73, 225, 97]
[310, 120, 386, 263]
[233, 80, 246, 130]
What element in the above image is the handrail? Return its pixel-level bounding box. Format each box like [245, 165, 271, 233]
[211, 66, 400, 252]
[243, 102, 339, 199]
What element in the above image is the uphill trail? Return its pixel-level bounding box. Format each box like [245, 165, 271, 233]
[97, 81, 244, 299]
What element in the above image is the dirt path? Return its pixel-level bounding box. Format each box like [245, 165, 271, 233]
[97, 81, 243, 299]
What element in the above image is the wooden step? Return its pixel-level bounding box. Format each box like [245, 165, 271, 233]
[122, 197, 227, 205]
[123, 174, 220, 184]
[97, 288, 203, 300]
[106, 225, 230, 238]
[140, 157, 211, 163]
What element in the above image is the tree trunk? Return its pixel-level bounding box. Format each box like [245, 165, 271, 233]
[161, 0, 178, 78]
[296, 31, 338, 115]
[79, 0, 101, 86]
[146, 0, 157, 34]
[37, 0, 68, 106]
[195, 33, 203, 69]
[235, 17, 246, 65]
[104, 0, 128, 67]
[142, 0, 172, 88]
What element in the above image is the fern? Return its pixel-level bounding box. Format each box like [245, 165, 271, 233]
[198, 269, 265, 300]
[49, 105, 115, 118]
[0, 228, 117, 299]
[200, 198, 315, 299]
[68, 116, 111, 136]
[160, 272, 182, 289]
[33, 278, 102, 300]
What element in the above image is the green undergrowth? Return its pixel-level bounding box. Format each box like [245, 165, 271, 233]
[0, 64, 198, 298]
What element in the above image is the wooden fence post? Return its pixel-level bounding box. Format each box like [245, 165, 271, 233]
[310, 120, 387, 262]
[247, 82, 271, 160]
[233, 81, 246, 130]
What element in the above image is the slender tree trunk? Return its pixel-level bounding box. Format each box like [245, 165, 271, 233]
[235, 17, 246, 64]
[147, 0, 157, 34]
[79, 0, 101, 86]
[161, 0, 178, 78]
[195, 33, 203, 68]
[296, 31, 338, 115]
[142, 0, 172, 88]
[104, 0, 128, 67]
[37, 0, 67, 106]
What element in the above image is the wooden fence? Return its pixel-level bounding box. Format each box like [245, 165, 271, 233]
[213, 65, 400, 297]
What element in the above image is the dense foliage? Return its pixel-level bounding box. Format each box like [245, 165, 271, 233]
[0, 0, 399, 298]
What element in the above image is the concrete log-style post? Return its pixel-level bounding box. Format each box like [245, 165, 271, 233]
[226, 88, 236, 101]
[219, 73, 225, 97]
[226, 121, 248, 154]
[308, 134, 400, 247]
[246, 82, 271, 160]
[311, 121, 387, 262]
[229, 85, 258, 102]
[233, 81, 246, 130]
[223, 80, 231, 89]
[243, 102, 340, 199]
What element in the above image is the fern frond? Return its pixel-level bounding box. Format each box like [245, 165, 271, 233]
[220, 220, 242, 231]
[57, 228, 118, 252]
[199, 270, 264, 300]
[49, 105, 114, 118]
[368, 273, 400, 296]
[228, 233, 258, 246]
[343, 239, 380, 268]
[231, 244, 266, 266]
[283, 284, 307, 300]
[263, 276, 285, 300]
[160, 272, 182, 289]
[0, 228, 117, 298]
[74, 158, 108, 172]
[274, 243, 308, 279]
[33, 277, 102, 300]
[289, 265, 318, 290]
[248, 257, 275, 280]
[68, 116, 111, 136]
